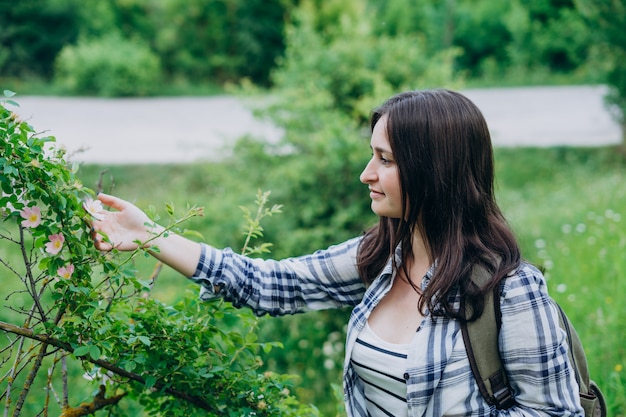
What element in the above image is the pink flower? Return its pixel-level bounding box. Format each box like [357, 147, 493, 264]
[57, 264, 75, 279]
[83, 197, 105, 221]
[45, 233, 65, 255]
[20, 206, 42, 228]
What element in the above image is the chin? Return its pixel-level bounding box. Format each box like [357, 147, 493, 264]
[371, 205, 401, 219]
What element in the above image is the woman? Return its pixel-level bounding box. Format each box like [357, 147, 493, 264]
[92, 89, 583, 416]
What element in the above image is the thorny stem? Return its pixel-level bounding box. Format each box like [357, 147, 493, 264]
[17, 225, 47, 323]
[12, 342, 48, 417]
[62, 356, 68, 409]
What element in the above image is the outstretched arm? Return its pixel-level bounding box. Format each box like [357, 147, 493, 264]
[92, 193, 201, 277]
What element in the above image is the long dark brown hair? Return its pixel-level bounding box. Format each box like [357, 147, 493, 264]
[357, 89, 521, 321]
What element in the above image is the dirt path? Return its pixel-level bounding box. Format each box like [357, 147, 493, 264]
[12, 85, 622, 164]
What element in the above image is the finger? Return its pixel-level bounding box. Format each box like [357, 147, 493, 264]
[92, 229, 114, 251]
[97, 193, 128, 212]
[95, 240, 114, 251]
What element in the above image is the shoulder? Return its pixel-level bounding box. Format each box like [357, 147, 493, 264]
[499, 262, 555, 316]
[500, 262, 547, 298]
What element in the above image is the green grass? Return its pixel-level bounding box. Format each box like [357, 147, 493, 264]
[495, 146, 626, 415]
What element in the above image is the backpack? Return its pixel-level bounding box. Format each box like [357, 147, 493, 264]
[461, 264, 607, 416]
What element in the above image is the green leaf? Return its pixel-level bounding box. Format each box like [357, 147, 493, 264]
[144, 375, 157, 389]
[89, 345, 101, 360]
[182, 229, 205, 240]
[3, 90, 16, 98]
[123, 360, 137, 372]
[73, 346, 90, 357]
[137, 336, 151, 346]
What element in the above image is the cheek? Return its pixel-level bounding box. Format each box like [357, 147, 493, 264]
[382, 170, 401, 196]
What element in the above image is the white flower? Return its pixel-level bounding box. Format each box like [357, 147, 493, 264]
[83, 197, 105, 221]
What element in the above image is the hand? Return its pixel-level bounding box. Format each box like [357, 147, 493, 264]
[92, 193, 161, 251]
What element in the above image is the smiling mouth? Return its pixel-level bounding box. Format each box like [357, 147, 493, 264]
[369, 189, 384, 199]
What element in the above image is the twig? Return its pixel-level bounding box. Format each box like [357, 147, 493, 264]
[3, 334, 26, 417]
[12, 342, 48, 416]
[95, 170, 112, 195]
[17, 225, 47, 323]
[62, 355, 68, 409]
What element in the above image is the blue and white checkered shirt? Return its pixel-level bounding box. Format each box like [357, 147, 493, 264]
[191, 237, 583, 416]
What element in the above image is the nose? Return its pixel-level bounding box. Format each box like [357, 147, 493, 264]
[360, 158, 376, 184]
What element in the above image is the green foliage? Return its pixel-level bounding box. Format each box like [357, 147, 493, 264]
[240, 190, 283, 257]
[274, 2, 461, 122]
[54, 33, 162, 97]
[0, 0, 80, 79]
[76, 0, 289, 86]
[0, 91, 318, 416]
[452, 1, 512, 75]
[153, 0, 288, 85]
[1, 0, 613, 95]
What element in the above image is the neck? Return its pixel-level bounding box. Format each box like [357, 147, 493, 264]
[408, 229, 432, 275]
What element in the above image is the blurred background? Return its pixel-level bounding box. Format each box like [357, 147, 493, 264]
[1, 0, 625, 415]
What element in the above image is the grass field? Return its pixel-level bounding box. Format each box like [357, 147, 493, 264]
[494, 147, 626, 414]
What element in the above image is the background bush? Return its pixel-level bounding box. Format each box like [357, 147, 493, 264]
[0, 0, 608, 91]
[54, 33, 162, 97]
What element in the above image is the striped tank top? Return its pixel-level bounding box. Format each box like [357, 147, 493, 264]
[351, 322, 409, 417]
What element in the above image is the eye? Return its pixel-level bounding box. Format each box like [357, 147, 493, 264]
[380, 156, 390, 165]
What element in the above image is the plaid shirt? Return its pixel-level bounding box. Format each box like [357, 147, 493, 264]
[191, 237, 583, 417]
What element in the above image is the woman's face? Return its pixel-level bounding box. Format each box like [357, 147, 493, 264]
[360, 114, 403, 219]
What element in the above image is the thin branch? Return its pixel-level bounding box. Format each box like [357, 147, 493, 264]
[62, 355, 68, 409]
[3, 334, 27, 417]
[17, 225, 47, 323]
[95, 169, 113, 195]
[0, 256, 22, 280]
[12, 342, 48, 417]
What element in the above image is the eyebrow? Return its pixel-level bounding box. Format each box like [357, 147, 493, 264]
[371, 145, 393, 155]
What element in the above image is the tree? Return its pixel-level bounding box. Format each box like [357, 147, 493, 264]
[0, 0, 80, 79]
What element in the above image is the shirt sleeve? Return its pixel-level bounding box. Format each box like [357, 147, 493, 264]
[188, 237, 366, 316]
[497, 264, 584, 416]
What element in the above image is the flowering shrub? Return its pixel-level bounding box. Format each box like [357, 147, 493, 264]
[0, 90, 317, 416]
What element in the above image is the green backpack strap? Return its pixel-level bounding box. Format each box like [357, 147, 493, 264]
[552, 301, 608, 417]
[460, 264, 515, 409]
[462, 265, 608, 416]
